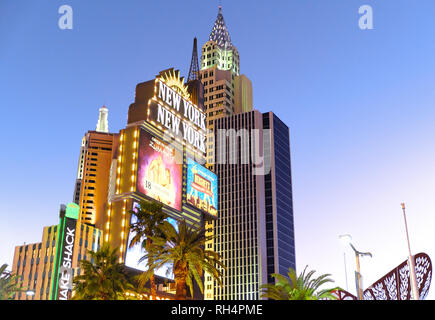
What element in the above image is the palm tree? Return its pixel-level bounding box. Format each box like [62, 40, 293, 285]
[0, 264, 21, 300]
[72, 244, 136, 300]
[128, 200, 168, 299]
[143, 219, 225, 300]
[261, 266, 339, 300]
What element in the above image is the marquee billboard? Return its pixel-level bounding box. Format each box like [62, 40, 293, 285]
[186, 158, 218, 218]
[147, 71, 207, 156]
[136, 130, 182, 211]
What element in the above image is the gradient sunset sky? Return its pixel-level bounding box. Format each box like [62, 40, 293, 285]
[1, 0, 435, 299]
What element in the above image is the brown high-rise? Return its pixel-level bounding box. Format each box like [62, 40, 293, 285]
[200, 6, 253, 169]
[74, 107, 118, 229]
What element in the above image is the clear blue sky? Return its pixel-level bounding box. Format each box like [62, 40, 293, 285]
[1, 0, 435, 299]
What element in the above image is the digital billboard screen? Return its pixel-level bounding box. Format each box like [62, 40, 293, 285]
[186, 158, 218, 217]
[136, 130, 182, 211]
[124, 202, 178, 279]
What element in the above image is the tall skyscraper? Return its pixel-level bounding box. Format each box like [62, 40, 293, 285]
[262, 112, 296, 282]
[73, 107, 111, 206]
[200, 6, 253, 168]
[73, 107, 117, 229]
[204, 110, 296, 300]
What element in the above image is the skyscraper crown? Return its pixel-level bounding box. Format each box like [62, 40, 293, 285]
[209, 6, 232, 49]
[96, 106, 109, 133]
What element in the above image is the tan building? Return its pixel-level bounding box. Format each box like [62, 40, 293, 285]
[200, 6, 254, 300]
[200, 6, 253, 169]
[103, 69, 209, 267]
[75, 121, 118, 229]
[11, 204, 102, 300]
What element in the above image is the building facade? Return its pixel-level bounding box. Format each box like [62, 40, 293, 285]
[204, 110, 296, 300]
[103, 69, 216, 273]
[73, 107, 111, 206]
[75, 131, 117, 229]
[262, 112, 296, 282]
[11, 204, 102, 300]
[200, 6, 253, 168]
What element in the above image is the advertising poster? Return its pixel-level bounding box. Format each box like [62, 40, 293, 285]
[136, 130, 182, 211]
[186, 158, 218, 217]
[125, 202, 178, 280]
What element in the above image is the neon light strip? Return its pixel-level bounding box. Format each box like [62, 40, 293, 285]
[49, 216, 65, 300]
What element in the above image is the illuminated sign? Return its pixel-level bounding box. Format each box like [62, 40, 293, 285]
[125, 202, 178, 279]
[136, 130, 182, 211]
[51, 203, 78, 300]
[186, 158, 218, 218]
[147, 71, 206, 155]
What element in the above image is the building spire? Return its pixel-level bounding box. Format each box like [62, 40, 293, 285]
[188, 37, 200, 82]
[96, 105, 109, 133]
[209, 5, 232, 49]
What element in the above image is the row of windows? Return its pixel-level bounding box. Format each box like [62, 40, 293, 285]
[202, 71, 214, 78]
[202, 79, 214, 86]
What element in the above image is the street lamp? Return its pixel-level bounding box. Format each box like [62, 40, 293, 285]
[338, 234, 351, 291]
[339, 234, 372, 300]
[401, 203, 419, 300]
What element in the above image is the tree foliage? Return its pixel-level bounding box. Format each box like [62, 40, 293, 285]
[128, 200, 167, 298]
[72, 244, 137, 300]
[140, 219, 226, 300]
[261, 266, 339, 300]
[0, 264, 22, 300]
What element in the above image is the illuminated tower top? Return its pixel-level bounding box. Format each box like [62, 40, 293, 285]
[96, 105, 109, 133]
[209, 6, 232, 49]
[201, 6, 240, 75]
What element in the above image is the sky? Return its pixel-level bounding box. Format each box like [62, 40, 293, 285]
[1, 0, 435, 299]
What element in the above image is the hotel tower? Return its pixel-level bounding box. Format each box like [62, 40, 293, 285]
[204, 110, 296, 300]
[201, 8, 296, 300]
[200, 6, 253, 169]
[73, 107, 118, 230]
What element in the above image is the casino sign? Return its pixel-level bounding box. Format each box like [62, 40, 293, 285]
[147, 70, 207, 156]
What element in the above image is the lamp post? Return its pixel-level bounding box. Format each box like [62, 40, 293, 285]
[338, 234, 351, 291]
[401, 203, 419, 300]
[339, 234, 372, 300]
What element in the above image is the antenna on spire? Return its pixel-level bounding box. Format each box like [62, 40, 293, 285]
[187, 37, 200, 82]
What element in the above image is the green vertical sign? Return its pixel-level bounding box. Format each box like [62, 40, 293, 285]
[49, 203, 79, 300]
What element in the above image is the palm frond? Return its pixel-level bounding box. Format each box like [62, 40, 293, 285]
[262, 265, 338, 300]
